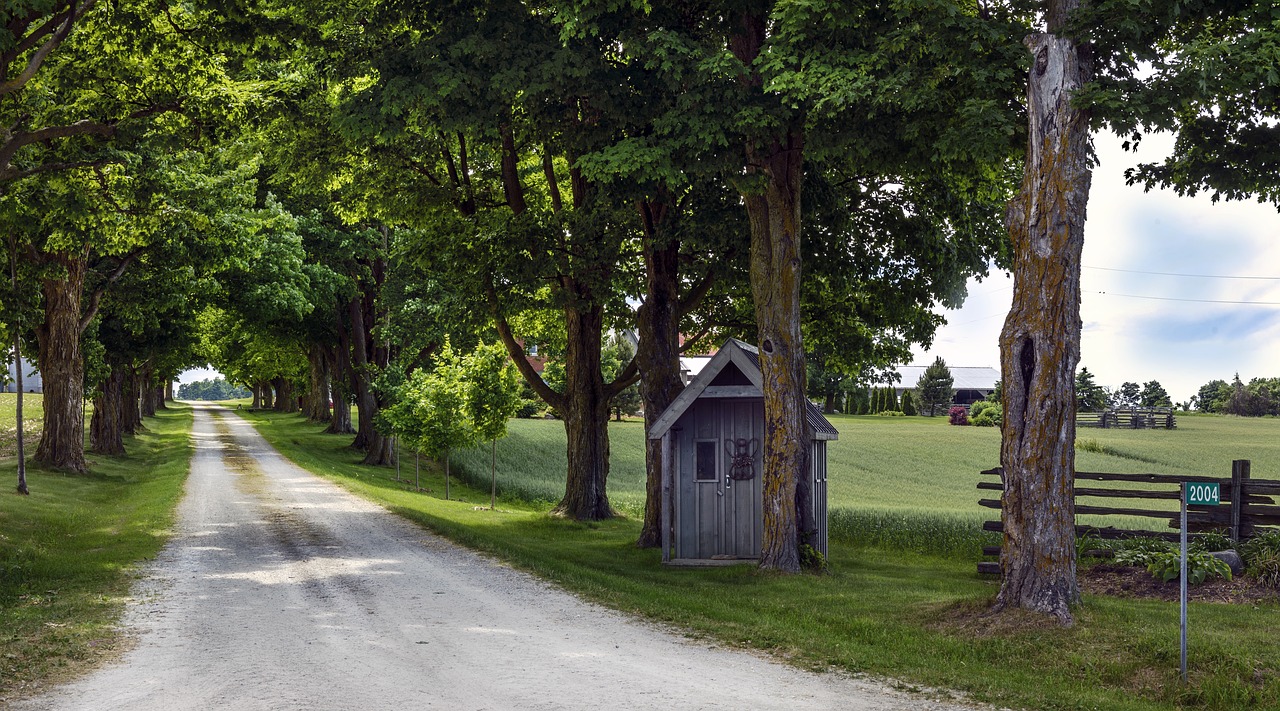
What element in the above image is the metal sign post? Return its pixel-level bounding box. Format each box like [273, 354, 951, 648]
[1181, 481, 1220, 682]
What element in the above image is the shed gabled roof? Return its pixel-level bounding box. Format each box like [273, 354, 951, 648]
[647, 338, 838, 441]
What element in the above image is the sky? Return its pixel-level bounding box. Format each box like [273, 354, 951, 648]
[910, 130, 1280, 405]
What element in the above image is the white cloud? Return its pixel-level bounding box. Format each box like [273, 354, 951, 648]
[911, 130, 1280, 404]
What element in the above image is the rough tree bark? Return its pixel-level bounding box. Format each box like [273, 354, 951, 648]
[634, 198, 685, 547]
[271, 376, 293, 413]
[730, 12, 808, 573]
[90, 365, 126, 455]
[164, 380, 174, 402]
[327, 319, 355, 435]
[555, 301, 614, 519]
[995, 6, 1092, 623]
[307, 344, 332, 422]
[34, 250, 88, 473]
[139, 366, 157, 419]
[121, 368, 140, 435]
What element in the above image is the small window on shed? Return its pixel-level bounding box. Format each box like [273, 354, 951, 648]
[695, 441, 717, 481]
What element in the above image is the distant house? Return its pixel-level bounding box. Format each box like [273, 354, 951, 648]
[3, 356, 42, 394]
[887, 365, 999, 406]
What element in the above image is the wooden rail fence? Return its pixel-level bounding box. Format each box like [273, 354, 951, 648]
[976, 460, 1280, 574]
[1076, 408, 1176, 429]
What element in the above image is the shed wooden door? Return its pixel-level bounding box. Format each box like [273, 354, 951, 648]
[676, 399, 764, 559]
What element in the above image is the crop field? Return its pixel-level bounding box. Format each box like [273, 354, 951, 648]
[447, 412, 1280, 552]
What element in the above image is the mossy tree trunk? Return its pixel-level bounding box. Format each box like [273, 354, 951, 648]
[995, 7, 1092, 624]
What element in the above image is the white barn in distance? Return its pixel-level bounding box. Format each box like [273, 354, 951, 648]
[887, 365, 999, 406]
[3, 356, 42, 393]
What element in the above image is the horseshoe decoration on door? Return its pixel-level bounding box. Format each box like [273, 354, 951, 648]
[724, 438, 759, 481]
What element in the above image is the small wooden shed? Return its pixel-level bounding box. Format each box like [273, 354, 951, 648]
[647, 339, 839, 564]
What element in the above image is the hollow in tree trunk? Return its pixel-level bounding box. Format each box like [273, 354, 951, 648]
[34, 251, 88, 474]
[90, 366, 127, 455]
[995, 19, 1092, 624]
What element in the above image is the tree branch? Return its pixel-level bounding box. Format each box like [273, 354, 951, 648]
[677, 269, 717, 319]
[487, 281, 563, 410]
[80, 249, 140, 333]
[0, 0, 97, 98]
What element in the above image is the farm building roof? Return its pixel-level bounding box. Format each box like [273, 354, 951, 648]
[888, 365, 999, 391]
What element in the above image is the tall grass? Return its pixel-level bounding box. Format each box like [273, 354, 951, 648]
[829, 507, 1000, 560]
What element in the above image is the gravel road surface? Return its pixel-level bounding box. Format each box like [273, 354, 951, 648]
[17, 404, 978, 710]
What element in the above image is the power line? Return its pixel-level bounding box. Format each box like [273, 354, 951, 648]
[1093, 291, 1280, 306]
[1085, 265, 1280, 279]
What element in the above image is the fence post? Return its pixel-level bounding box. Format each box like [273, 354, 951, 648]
[1231, 459, 1251, 541]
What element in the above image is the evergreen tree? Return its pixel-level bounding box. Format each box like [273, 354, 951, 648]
[1074, 367, 1108, 412]
[916, 357, 955, 417]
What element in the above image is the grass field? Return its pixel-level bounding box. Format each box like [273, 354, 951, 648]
[0, 393, 44, 459]
[237, 408, 1280, 711]
[445, 412, 1280, 551]
[0, 404, 192, 700]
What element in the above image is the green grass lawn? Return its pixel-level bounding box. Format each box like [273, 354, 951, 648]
[0, 393, 44, 459]
[239, 408, 1280, 711]
[0, 404, 193, 700]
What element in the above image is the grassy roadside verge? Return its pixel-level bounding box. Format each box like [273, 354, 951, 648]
[0, 404, 193, 701]
[238, 408, 1280, 711]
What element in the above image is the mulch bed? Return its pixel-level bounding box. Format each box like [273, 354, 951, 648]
[1082, 563, 1280, 605]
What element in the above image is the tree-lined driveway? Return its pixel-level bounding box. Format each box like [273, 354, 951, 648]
[19, 404, 971, 710]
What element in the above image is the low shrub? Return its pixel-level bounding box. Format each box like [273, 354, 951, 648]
[971, 413, 996, 427]
[1112, 537, 1174, 567]
[877, 410, 906, 417]
[1190, 530, 1234, 553]
[1146, 550, 1233, 584]
[948, 406, 969, 426]
[1241, 530, 1280, 587]
[515, 399, 542, 418]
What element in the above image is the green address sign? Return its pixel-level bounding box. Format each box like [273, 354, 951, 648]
[1186, 482, 1221, 506]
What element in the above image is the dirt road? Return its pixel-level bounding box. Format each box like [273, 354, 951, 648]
[18, 405, 975, 710]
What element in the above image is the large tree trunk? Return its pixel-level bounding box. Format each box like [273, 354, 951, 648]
[327, 319, 355, 435]
[34, 251, 88, 474]
[271, 376, 293, 413]
[259, 381, 274, 409]
[164, 379, 174, 402]
[139, 366, 157, 419]
[731, 13, 807, 573]
[121, 368, 140, 435]
[635, 202, 685, 547]
[994, 18, 1092, 624]
[90, 366, 127, 455]
[553, 302, 614, 520]
[308, 344, 332, 422]
[348, 297, 376, 451]
[153, 384, 167, 410]
[348, 293, 393, 465]
[251, 383, 262, 409]
[742, 132, 807, 574]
